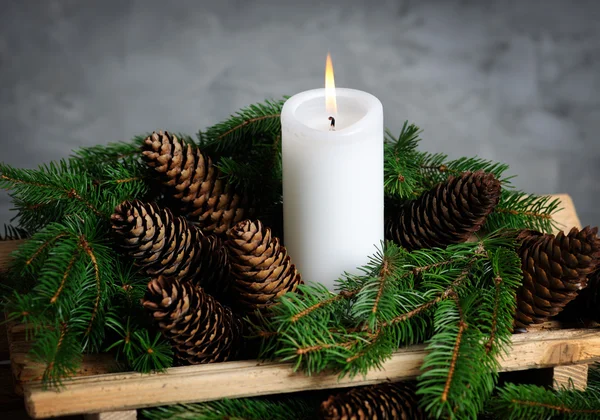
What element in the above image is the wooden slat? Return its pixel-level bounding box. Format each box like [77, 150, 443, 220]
[553, 364, 589, 391]
[21, 327, 600, 418]
[551, 194, 582, 232]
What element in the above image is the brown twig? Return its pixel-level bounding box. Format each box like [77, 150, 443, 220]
[382, 262, 475, 330]
[372, 258, 391, 315]
[45, 322, 68, 376]
[216, 114, 280, 140]
[50, 251, 79, 304]
[80, 236, 101, 336]
[485, 275, 503, 354]
[1, 174, 103, 217]
[1, 174, 46, 188]
[112, 177, 141, 184]
[26, 233, 68, 265]
[441, 294, 467, 403]
[290, 289, 359, 323]
[510, 400, 600, 414]
[493, 207, 553, 220]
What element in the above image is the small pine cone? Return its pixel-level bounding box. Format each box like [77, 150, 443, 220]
[143, 276, 244, 364]
[320, 382, 426, 420]
[514, 226, 600, 330]
[385, 170, 501, 251]
[111, 200, 229, 297]
[226, 220, 302, 313]
[142, 131, 247, 235]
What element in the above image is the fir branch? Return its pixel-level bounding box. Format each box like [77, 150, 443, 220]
[383, 123, 423, 199]
[418, 293, 496, 420]
[485, 190, 561, 233]
[5, 217, 117, 384]
[490, 382, 600, 420]
[1, 145, 150, 233]
[29, 320, 82, 388]
[81, 236, 101, 337]
[289, 287, 358, 324]
[418, 154, 513, 190]
[70, 135, 148, 174]
[25, 233, 68, 266]
[350, 245, 406, 329]
[480, 247, 522, 356]
[50, 249, 79, 304]
[130, 330, 173, 373]
[259, 241, 495, 379]
[104, 261, 172, 373]
[199, 98, 286, 156]
[0, 163, 104, 228]
[440, 294, 465, 403]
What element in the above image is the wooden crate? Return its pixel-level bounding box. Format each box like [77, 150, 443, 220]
[1, 194, 598, 419]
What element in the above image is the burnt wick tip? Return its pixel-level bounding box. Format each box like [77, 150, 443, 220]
[328, 116, 336, 131]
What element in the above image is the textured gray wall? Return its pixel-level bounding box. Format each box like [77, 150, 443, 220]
[1, 0, 599, 227]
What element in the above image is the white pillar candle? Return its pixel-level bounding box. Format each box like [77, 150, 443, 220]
[281, 88, 384, 290]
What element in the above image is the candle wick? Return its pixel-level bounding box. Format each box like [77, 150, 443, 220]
[328, 116, 336, 131]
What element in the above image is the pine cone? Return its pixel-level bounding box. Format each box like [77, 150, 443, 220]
[142, 131, 247, 235]
[226, 220, 302, 313]
[385, 171, 501, 251]
[111, 200, 229, 297]
[514, 227, 600, 330]
[143, 276, 244, 364]
[320, 382, 426, 420]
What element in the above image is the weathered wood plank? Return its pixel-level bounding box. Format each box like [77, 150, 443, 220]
[553, 364, 588, 391]
[21, 327, 600, 418]
[551, 194, 582, 233]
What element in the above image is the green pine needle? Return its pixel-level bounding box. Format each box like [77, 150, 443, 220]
[199, 98, 286, 156]
[131, 330, 173, 373]
[490, 382, 600, 420]
[486, 190, 561, 233]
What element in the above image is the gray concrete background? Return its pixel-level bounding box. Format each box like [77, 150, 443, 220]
[0, 0, 599, 227]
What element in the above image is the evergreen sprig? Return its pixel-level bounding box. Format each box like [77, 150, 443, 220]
[199, 99, 286, 157]
[0, 138, 167, 385]
[196, 98, 286, 213]
[5, 216, 113, 384]
[486, 190, 561, 233]
[256, 237, 522, 419]
[0, 156, 149, 233]
[490, 382, 600, 420]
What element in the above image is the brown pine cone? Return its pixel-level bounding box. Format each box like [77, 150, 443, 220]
[142, 131, 248, 235]
[226, 220, 302, 313]
[320, 382, 426, 420]
[143, 276, 244, 364]
[514, 226, 600, 330]
[111, 200, 229, 297]
[385, 170, 501, 251]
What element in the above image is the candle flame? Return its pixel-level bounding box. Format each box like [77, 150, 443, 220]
[325, 53, 337, 115]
